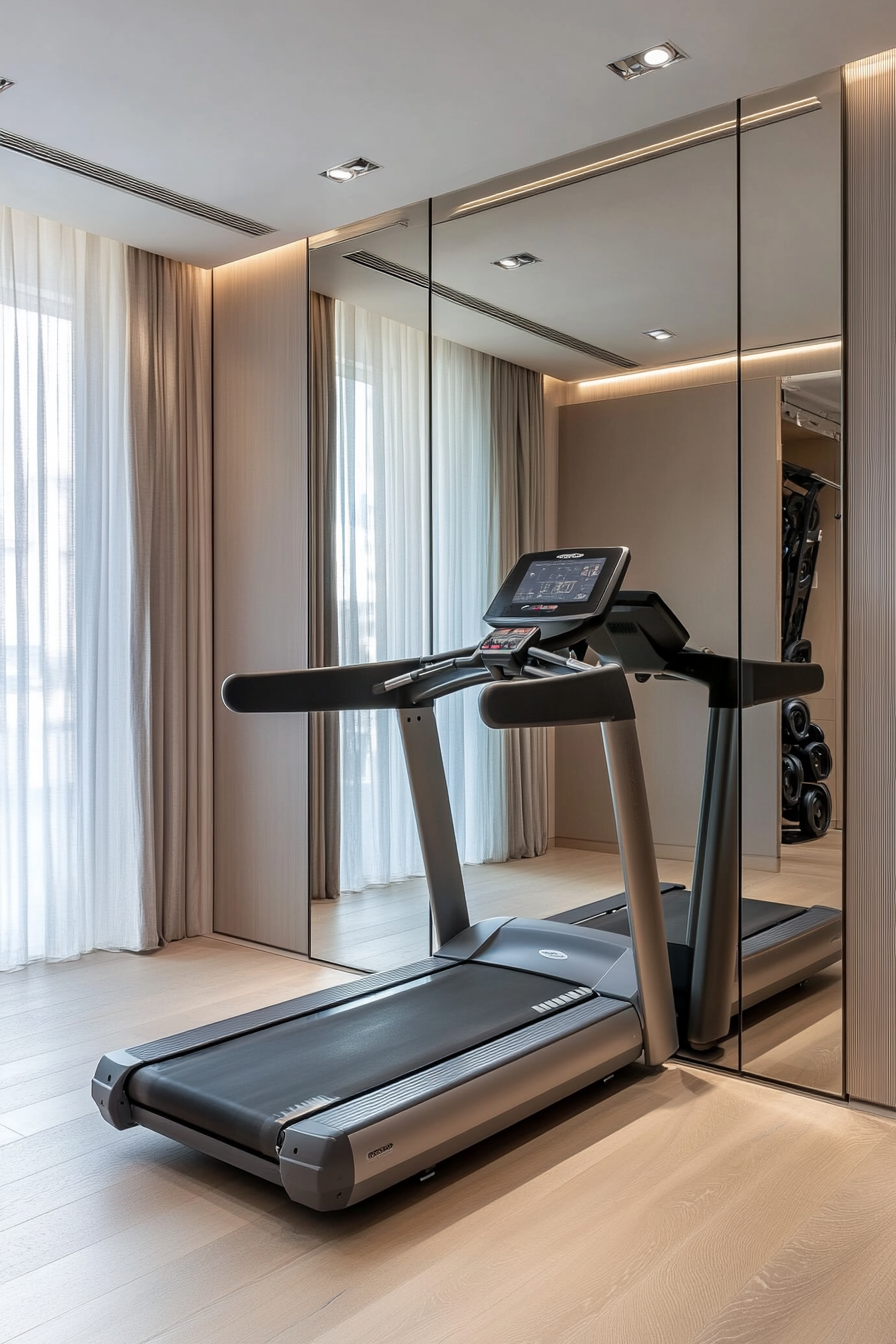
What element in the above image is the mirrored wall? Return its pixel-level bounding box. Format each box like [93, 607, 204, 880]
[307, 75, 844, 1099]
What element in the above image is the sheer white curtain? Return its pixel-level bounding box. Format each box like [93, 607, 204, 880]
[333, 300, 509, 892]
[334, 300, 428, 890]
[0, 207, 146, 971]
[432, 338, 506, 863]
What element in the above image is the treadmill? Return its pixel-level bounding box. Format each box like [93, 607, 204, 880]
[92, 547, 679, 1211]
[548, 590, 842, 1051]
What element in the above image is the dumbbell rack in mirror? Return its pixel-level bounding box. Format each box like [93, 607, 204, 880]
[780, 464, 835, 844]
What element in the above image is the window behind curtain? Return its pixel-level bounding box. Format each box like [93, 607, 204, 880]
[333, 299, 508, 893]
[0, 208, 145, 970]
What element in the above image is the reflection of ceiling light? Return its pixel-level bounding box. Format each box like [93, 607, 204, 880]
[644, 328, 675, 340]
[608, 42, 688, 81]
[0, 78, 14, 94]
[452, 98, 821, 216]
[493, 252, 541, 269]
[320, 157, 381, 183]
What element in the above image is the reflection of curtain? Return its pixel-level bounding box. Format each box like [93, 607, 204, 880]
[0, 207, 145, 970]
[432, 338, 507, 862]
[491, 358, 548, 858]
[309, 293, 341, 897]
[323, 296, 547, 893]
[333, 300, 428, 891]
[127, 249, 213, 944]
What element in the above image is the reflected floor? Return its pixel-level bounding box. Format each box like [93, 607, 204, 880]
[311, 832, 842, 1093]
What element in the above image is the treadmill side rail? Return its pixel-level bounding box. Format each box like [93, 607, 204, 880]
[280, 997, 641, 1211]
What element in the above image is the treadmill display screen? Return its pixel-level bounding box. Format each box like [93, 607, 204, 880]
[511, 558, 606, 607]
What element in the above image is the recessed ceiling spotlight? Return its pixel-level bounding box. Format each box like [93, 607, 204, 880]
[320, 157, 381, 183]
[643, 328, 675, 341]
[0, 78, 15, 94]
[492, 252, 541, 269]
[608, 42, 688, 81]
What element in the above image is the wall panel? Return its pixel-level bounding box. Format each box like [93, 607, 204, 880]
[844, 51, 896, 1107]
[212, 241, 309, 952]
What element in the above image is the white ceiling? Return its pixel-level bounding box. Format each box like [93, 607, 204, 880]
[0, 0, 893, 267]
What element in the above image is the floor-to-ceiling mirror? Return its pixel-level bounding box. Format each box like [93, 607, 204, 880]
[738, 71, 844, 1094]
[430, 104, 742, 1059]
[308, 202, 435, 971]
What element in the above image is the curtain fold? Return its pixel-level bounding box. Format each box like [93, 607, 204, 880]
[1, 207, 146, 970]
[491, 358, 549, 859]
[309, 292, 341, 898]
[127, 249, 213, 944]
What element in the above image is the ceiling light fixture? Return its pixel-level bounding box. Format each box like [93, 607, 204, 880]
[608, 42, 688, 81]
[493, 252, 541, 269]
[644, 328, 675, 340]
[321, 157, 381, 183]
[452, 98, 821, 217]
[0, 78, 14, 94]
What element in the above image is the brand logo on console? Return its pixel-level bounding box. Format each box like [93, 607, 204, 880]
[556, 552, 583, 559]
[538, 949, 568, 960]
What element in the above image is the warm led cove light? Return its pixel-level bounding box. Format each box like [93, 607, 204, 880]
[577, 339, 842, 391]
[453, 98, 821, 217]
[320, 157, 381, 183]
[492, 252, 541, 269]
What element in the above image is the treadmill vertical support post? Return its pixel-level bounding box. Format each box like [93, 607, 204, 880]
[397, 707, 470, 947]
[686, 706, 740, 1048]
[601, 717, 679, 1066]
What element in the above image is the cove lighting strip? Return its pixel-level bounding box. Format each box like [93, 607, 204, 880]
[452, 98, 821, 217]
[576, 339, 842, 392]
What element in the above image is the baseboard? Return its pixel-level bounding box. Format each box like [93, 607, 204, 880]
[552, 837, 780, 873]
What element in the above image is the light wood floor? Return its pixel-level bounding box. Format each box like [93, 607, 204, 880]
[313, 833, 844, 1094]
[0, 934, 892, 1344]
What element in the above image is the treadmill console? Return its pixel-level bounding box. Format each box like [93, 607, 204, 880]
[483, 548, 629, 638]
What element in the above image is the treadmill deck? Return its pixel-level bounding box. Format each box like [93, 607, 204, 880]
[127, 961, 594, 1158]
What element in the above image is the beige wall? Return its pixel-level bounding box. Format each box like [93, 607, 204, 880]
[212, 241, 309, 952]
[555, 378, 780, 867]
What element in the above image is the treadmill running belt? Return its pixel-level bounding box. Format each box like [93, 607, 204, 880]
[128, 962, 582, 1158]
[574, 890, 807, 943]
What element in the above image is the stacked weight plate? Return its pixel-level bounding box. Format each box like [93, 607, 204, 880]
[781, 697, 832, 843]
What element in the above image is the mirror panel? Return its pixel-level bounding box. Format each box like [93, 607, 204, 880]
[738, 72, 844, 1093]
[308, 204, 434, 971]
[432, 107, 742, 1062]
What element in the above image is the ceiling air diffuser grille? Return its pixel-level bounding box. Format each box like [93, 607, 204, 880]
[0, 128, 277, 236]
[345, 251, 638, 369]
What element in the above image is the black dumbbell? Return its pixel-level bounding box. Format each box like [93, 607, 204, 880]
[782, 698, 811, 744]
[804, 722, 825, 744]
[798, 739, 832, 783]
[783, 638, 812, 663]
[799, 782, 832, 839]
[782, 752, 804, 809]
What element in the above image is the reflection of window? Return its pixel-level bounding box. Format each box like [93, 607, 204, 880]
[332, 299, 505, 893]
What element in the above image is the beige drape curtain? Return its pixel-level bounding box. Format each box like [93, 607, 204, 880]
[491, 358, 549, 858]
[309, 292, 341, 898]
[127, 249, 213, 942]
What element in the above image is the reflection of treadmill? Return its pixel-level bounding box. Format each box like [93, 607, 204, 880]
[549, 591, 842, 1051]
[92, 549, 679, 1211]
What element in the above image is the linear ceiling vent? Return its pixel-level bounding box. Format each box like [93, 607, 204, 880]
[345, 251, 638, 370]
[0, 128, 277, 236]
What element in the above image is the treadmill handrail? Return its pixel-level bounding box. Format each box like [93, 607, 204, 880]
[665, 649, 824, 708]
[480, 662, 635, 729]
[222, 650, 478, 714]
